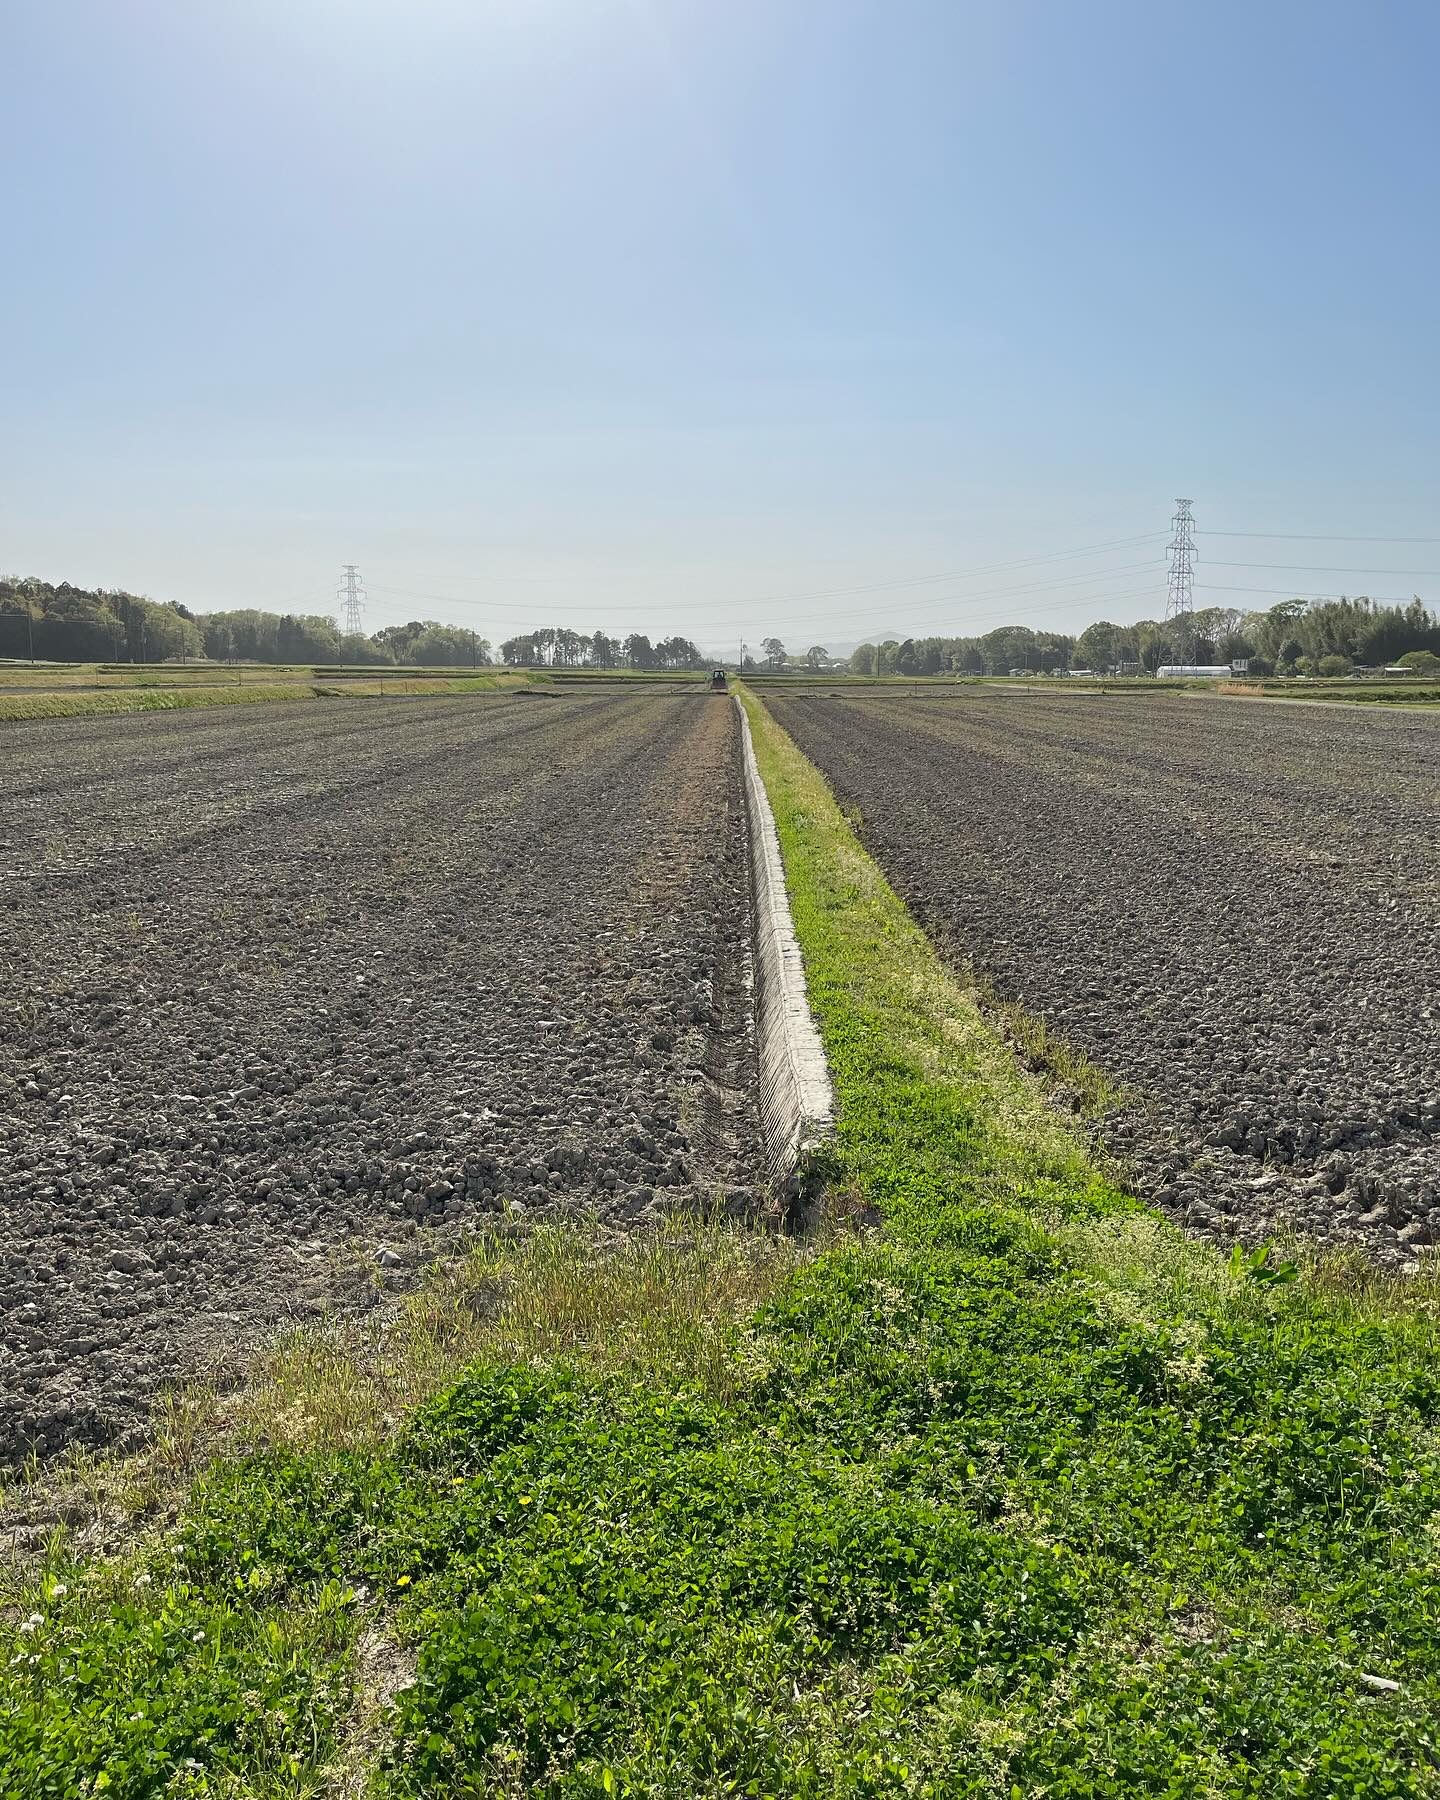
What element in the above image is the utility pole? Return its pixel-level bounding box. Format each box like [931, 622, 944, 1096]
[1165, 499, 1197, 660]
[5, 602, 37, 664]
[338, 563, 366, 646]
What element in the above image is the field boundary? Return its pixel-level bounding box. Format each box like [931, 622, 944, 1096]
[734, 691, 834, 1191]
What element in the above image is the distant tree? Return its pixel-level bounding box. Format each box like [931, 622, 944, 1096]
[1318, 653, 1353, 678]
[624, 633, 655, 670]
[1397, 649, 1440, 674]
[762, 636, 785, 670]
[849, 642, 878, 675]
[656, 636, 704, 669]
[977, 624, 1036, 675]
[956, 642, 985, 675]
[1075, 621, 1121, 672]
[1132, 620, 1171, 673]
[805, 644, 828, 669]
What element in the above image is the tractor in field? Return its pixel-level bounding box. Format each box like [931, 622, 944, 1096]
[709, 668, 728, 691]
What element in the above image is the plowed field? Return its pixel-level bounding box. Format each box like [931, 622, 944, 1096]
[0, 691, 761, 1463]
[765, 687, 1440, 1263]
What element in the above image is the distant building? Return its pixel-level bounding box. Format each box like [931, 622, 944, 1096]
[1157, 665, 1232, 679]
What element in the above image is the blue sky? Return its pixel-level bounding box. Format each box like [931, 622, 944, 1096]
[5, 0, 1439, 651]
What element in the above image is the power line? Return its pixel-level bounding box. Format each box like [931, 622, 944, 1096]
[361, 528, 1167, 610]
[1199, 529, 1440, 544]
[1204, 559, 1440, 578]
[367, 557, 1167, 637]
[370, 577, 1170, 647]
[693, 532, 1167, 609]
[1196, 582, 1417, 602]
[365, 532, 1166, 624]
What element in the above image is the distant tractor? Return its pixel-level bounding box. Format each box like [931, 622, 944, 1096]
[709, 668, 728, 691]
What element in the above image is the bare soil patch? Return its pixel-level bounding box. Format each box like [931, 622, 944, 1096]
[0, 691, 762, 1464]
[765, 687, 1440, 1264]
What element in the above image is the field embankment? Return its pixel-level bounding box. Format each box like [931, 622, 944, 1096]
[1, 688, 1436, 1797]
[0, 669, 542, 720]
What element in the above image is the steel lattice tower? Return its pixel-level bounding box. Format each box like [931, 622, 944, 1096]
[1165, 499, 1197, 649]
[338, 563, 366, 638]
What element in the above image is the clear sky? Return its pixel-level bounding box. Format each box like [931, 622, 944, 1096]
[5, 0, 1439, 652]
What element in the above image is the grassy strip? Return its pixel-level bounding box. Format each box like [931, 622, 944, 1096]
[0, 676, 532, 720]
[0, 684, 319, 721]
[3, 701, 1439, 1798]
[0, 1228, 805, 1798]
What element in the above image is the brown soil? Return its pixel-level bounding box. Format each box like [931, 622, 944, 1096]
[0, 690, 762, 1465]
[765, 686, 1440, 1265]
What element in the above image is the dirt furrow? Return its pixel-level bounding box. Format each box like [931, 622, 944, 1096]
[766, 687, 1440, 1264]
[0, 690, 763, 1463]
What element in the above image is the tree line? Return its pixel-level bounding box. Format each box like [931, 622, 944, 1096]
[0, 579, 504, 667]
[498, 628, 705, 669]
[8, 575, 1439, 680]
[848, 596, 1440, 678]
[0, 578, 722, 672]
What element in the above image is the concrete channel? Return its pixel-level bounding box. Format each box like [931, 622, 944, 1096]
[734, 694, 835, 1194]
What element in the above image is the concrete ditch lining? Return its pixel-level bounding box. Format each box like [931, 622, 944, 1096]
[734, 694, 835, 1192]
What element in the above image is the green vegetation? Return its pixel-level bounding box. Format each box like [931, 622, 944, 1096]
[1253, 683, 1440, 707]
[3, 696, 1438, 1797]
[0, 670, 543, 721]
[0, 684, 316, 722]
[1, 577, 712, 673]
[840, 596, 1440, 679]
[499, 629, 706, 670]
[547, 667, 708, 683]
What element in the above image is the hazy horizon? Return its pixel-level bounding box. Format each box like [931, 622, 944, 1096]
[6, 1, 1440, 652]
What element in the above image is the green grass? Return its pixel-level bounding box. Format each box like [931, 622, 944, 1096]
[0, 684, 317, 721]
[1246, 681, 1440, 706]
[0, 674, 538, 720]
[2, 696, 1438, 1798]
